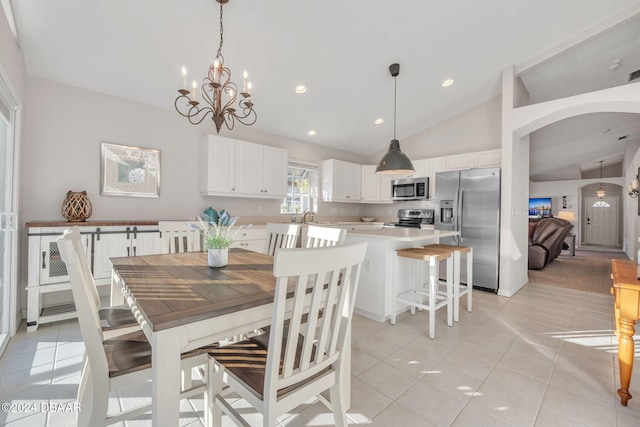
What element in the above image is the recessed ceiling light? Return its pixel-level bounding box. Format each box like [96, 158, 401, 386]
[374, 118, 384, 125]
[442, 79, 454, 88]
[295, 85, 307, 94]
[608, 59, 622, 71]
[308, 130, 317, 136]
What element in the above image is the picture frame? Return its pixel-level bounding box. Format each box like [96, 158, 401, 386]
[100, 142, 160, 197]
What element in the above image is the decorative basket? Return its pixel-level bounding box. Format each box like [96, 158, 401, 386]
[61, 191, 93, 222]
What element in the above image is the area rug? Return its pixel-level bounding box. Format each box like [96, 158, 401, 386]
[527, 250, 628, 295]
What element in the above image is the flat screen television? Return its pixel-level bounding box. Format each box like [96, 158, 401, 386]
[529, 197, 552, 217]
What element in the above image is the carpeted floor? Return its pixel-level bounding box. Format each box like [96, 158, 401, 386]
[527, 249, 629, 295]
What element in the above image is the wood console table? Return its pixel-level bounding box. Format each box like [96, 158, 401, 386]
[611, 259, 640, 406]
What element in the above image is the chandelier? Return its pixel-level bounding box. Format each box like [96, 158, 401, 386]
[175, 0, 256, 133]
[596, 160, 606, 198]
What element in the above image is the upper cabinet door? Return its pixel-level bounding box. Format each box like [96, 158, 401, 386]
[261, 145, 287, 197]
[200, 135, 236, 193]
[235, 140, 262, 194]
[361, 165, 380, 201]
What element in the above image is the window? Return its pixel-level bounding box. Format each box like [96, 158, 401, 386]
[592, 200, 610, 208]
[281, 161, 318, 214]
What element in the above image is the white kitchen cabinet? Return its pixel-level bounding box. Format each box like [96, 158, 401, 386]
[320, 159, 362, 202]
[230, 227, 266, 252]
[397, 158, 429, 179]
[446, 153, 475, 171]
[361, 165, 393, 203]
[475, 149, 501, 168]
[26, 222, 162, 332]
[200, 135, 288, 199]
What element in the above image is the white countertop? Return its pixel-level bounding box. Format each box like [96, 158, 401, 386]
[347, 227, 458, 241]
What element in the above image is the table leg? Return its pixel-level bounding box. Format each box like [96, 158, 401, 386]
[110, 271, 124, 306]
[152, 328, 183, 426]
[617, 317, 636, 406]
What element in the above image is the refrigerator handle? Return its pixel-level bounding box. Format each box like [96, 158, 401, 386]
[458, 189, 463, 243]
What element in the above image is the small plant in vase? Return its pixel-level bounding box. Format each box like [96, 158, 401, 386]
[194, 215, 251, 268]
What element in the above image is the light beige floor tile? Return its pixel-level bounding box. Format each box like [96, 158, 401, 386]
[498, 350, 555, 383]
[421, 365, 482, 402]
[484, 365, 547, 406]
[434, 349, 496, 382]
[356, 361, 417, 400]
[549, 366, 615, 404]
[541, 385, 616, 427]
[382, 346, 438, 379]
[468, 382, 539, 426]
[451, 404, 515, 427]
[396, 380, 466, 426]
[344, 377, 392, 425]
[507, 337, 560, 365]
[370, 325, 421, 347]
[368, 401, 436, 427]
[351, 348, 380, 376]
[534, 407, 589, 426]
[351, 337, 400, 361]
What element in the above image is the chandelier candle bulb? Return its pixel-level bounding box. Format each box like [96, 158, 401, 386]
[192, 81, 197, 100]
[243, 70, 248, 93]
[182, 67, 187, 90]
[247, 81, 252, 96]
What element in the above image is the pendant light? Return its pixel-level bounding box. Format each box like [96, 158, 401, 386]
[376, 63, 415, 175]
[596, 160, 606, 198]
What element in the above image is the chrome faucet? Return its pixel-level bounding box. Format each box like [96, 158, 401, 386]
[302, 209, 315, 224]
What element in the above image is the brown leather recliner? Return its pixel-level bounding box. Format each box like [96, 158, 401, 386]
[528, 217, 573, 270]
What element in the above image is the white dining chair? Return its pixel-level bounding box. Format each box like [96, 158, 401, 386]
[263, 223, 300, 255]
[159, 220, 202, 254]
[304, 225, 347, 248]
[58, 227, 210, 426]
[205, 241, 367, 427]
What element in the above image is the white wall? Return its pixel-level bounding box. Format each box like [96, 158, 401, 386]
[21, 77, 368, 223]
[365, 96, 501, 164]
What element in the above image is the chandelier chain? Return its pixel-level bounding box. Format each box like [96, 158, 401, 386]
[217, 2, 224, 58]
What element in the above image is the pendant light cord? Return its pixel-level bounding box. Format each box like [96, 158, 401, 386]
[393, 74, 397, 141]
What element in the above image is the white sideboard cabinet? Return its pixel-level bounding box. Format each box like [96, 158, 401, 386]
[26, 221, 162, 332]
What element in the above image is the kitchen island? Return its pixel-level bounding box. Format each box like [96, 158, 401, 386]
[345, 227, 458, 322]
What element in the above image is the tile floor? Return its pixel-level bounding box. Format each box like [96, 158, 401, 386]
[1, 283, 640, 426]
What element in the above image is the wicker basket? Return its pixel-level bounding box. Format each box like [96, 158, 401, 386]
[61, 191, 93, 222]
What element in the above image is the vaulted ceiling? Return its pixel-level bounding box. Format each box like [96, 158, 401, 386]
[8, 0, 640, 180]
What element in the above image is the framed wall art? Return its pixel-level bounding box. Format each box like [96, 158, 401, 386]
[100, 142, 160, 197]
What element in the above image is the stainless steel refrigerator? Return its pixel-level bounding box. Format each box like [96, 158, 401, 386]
[435, 167, 500, 292]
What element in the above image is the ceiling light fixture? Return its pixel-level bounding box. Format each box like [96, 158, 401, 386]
[374, 118, 384, 125]
[175, 0, 256, 133]
[376, 63, 414, 175]
[308, 130, 317, 136]
[295, 85, 307, 94]
[596, 160, 606, 198]
[442, 78, 454, 87]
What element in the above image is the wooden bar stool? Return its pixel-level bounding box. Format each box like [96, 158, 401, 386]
[393, 246, 454, 339]
[426, 244, 473, 322]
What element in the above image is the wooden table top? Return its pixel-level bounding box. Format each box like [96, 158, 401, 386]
[611, 259, 640, 291]
[110, 249, 277, 332]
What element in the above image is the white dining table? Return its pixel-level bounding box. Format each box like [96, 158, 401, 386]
[110, 248, 351, 426]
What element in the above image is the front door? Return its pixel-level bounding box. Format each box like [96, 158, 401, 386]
[585, 196, 618, 246]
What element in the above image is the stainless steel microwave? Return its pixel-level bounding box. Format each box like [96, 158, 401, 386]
[391, 177, 429, 201]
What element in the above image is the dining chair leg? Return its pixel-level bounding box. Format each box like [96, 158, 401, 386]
[88, 379, 109, 427]
[428, 256, 438, 339]
[329, 379, 347, 427]
[77, 371, 93, 427]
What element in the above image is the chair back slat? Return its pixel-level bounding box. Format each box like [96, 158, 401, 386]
[266, 242, 367, 397]
[305, 225, 346, 248]
[158, 221, 201, 253]
[263, 223, 300, 255]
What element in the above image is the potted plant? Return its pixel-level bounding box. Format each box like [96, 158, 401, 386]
[194, 215, 251, 268]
